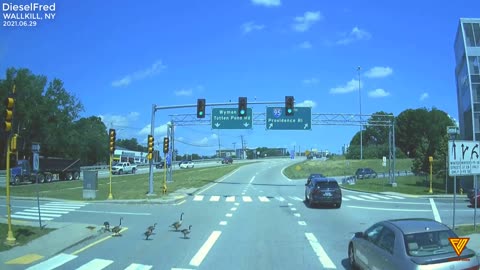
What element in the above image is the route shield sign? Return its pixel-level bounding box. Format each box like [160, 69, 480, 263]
[211, 108, 253, 130]
[448, 140, 480, 176]
[265, 107, 312, 130]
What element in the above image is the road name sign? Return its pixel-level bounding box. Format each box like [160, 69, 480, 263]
[265, 107, 312, 130]
[448, 140, 480, 176]
[211, 108, 253, 130]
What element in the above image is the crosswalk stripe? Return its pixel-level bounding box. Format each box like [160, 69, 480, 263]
[386, 195, 405, 199]
[193, 195, 204, 201]
[124, 263, 153, 270]
[258, 196, 270, 202]
[359, 195, 379, 200]
[369, 194, 393, 200]
[209, 196, 220, 202]
[346, 195, 365, 201]
[14, 211, 61, 218]
[46, 202, 87, 207]
[40, 206, 78, 211]
[276, 196, 285, 202]
[24, 208, 69, 214]
[26, 253, 77, 270]
[242, 196, 252, 202]
[341, 197, 350, 201]
[9, 214, 53, 221]
[289, 196, 303, 201]
[226, 196, 235, 202]
[76, 258, 113, 270]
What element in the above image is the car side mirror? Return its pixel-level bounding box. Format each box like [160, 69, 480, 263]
[354, 232, 364, 238]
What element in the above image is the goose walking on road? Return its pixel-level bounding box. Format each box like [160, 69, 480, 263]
[170, 213, 184, 231]
[111, 217, 123, 236]
[181, 225, 192, 239]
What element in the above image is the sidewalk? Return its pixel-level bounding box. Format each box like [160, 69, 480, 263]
[0, 218, 99, 265]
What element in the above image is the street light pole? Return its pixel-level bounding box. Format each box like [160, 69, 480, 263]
[357, 66, 363, 160]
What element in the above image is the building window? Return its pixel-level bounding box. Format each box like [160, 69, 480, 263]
[470, 57, 480, 75]
[464, 23, 476, 47]
[474, 23, 480, 47]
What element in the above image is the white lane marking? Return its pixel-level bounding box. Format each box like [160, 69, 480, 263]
[386, 195, 405, 199]
[430, 198, 442, 222]
[347, 206, 432, 211]
[258, 196, 270, 202]
[345, 195, 365, 201]
[46, 202, 87, 207]
[289, 196, 303, 201]
[298, 221, 307, 226]
[26, 253, 77, 270]
[40, 206, 79, 211]
[226, 213, 233, 217]
[197, 168, 241, 195]
[241, 192, 245, 195]
[276, 196, 285, 202]
[234, 203, 240, 206]
[226, 196, 235, 202]
[76, 258, 113, 270]
[210, 196, 220, 202]
[231, 207, 237, 211]
[9, 214, 53, 221]
[190, 231, 222, 267]
[219, 221, 227, 226]
[172, 268, 195, 270]
[287, 203, 293, 206]
[249, 176, 255, 183]
[74, 210, 151, 216]
[369, 194, 393, 200]
[291, 208, 297, 211]
[242, 196, 252, 202]
[358, 195, 379, 200]
[193, 195, 204, 201]
[124, 263, 153, 270]
[14, 212, 61, 218]
[24, 209, 69, 214]
[305, 233, 337, 269]
[294, 213, 301, 217]
[341, 197, 350, 201]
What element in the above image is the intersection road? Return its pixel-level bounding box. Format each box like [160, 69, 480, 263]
[4, 159, 480, 269]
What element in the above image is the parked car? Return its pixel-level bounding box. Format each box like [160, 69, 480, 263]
[304, 177, 342, 208]
[348, 218, 480, 270]
[355, 168, 378, 179]
[179, 161, 194, 169]
[155, 162, 171, 169]
[222, 157, 233, 164]
[469, 194, 480, 207]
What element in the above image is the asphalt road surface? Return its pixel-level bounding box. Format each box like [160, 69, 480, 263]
[2, 159, 479, 270]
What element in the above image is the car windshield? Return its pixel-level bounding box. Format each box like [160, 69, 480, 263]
[404, 230, 457, 257]
[315, 181, 339, 189]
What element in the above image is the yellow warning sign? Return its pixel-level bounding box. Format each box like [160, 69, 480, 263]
[449, 237, 470, 256]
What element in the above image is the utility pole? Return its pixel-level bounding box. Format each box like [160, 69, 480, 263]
[240, 135, 245, 159]
[357, 66, 363, 160]
[232, 142, 236, 157]
[217, 132, 221, 158]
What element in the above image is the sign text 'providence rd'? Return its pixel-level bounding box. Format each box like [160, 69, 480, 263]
[211, 108, 253, 130]
[266, 107, 312, 130]
[448, 140, 480, 176]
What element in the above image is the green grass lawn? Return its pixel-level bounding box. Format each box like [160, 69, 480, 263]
[342, 175, 446, 195]
[455, 225, 480, 236]
[0, 163, 254, 201]
[283, 158, 414, 179]
[0, 223, 54, 251]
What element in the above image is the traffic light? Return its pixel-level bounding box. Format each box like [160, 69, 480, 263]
[197, 98, 206, 118]
[4, 96, 14, 133]
[148, 135, 154, 160]
[285, 96, 294, 116]
[238, 97, 247, 117]
[10, 134, 17, 152]
[163, 137, 169, 154]
[109, 129, 116, 155]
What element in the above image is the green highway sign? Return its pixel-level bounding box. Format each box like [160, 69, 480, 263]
[266, 107, 312, 130]
[211, 108, 253, 129]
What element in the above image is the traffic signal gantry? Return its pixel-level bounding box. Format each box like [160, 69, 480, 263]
[148, 135, 154, 160]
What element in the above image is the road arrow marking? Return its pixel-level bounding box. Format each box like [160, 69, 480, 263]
[462, 144, 469, 159]
[453, 142, 457, 160]
[215, 123, 220, 128]
[269, 123, 273, 129]
[243, 122, 249, 127]
[472, 144, 479, 159]
[304, 123, 309, 129]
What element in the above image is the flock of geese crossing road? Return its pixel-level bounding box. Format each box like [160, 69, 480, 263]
[101, 212, 192, 241]
[189, 194, 406, 203]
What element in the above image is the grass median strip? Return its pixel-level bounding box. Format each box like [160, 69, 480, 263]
[341, 176, 446, 195]
[0, 163, 254, 201]
[0, 223, 55, 252]
[283, 158, 413, 179]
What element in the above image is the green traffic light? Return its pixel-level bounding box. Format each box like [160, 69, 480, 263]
[287, 109, 292, 113]
[240, 110, 245, 115]
[199, 111, 204, 115]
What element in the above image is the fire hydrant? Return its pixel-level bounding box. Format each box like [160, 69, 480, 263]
[460, 188, 463, 195]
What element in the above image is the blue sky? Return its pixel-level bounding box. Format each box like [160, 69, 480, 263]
[2, 0, 479, 156]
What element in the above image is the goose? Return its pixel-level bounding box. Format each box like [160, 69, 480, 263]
[144, 229, 153, 240]
[111, 217, 123, 236]
[147, 223, 157, 233]
[181, 225, 192, 239]
[170, 212, 184, 231]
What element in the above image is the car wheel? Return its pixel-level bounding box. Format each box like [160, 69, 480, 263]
[132, 168, 136, 174]
[308, 198, 315, 208]
[349, 244, 359, 269]
[335, 202, 342, 208]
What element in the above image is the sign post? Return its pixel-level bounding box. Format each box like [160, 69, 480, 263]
[429, 156, 433, 194]
[32, 142, 43, 229]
